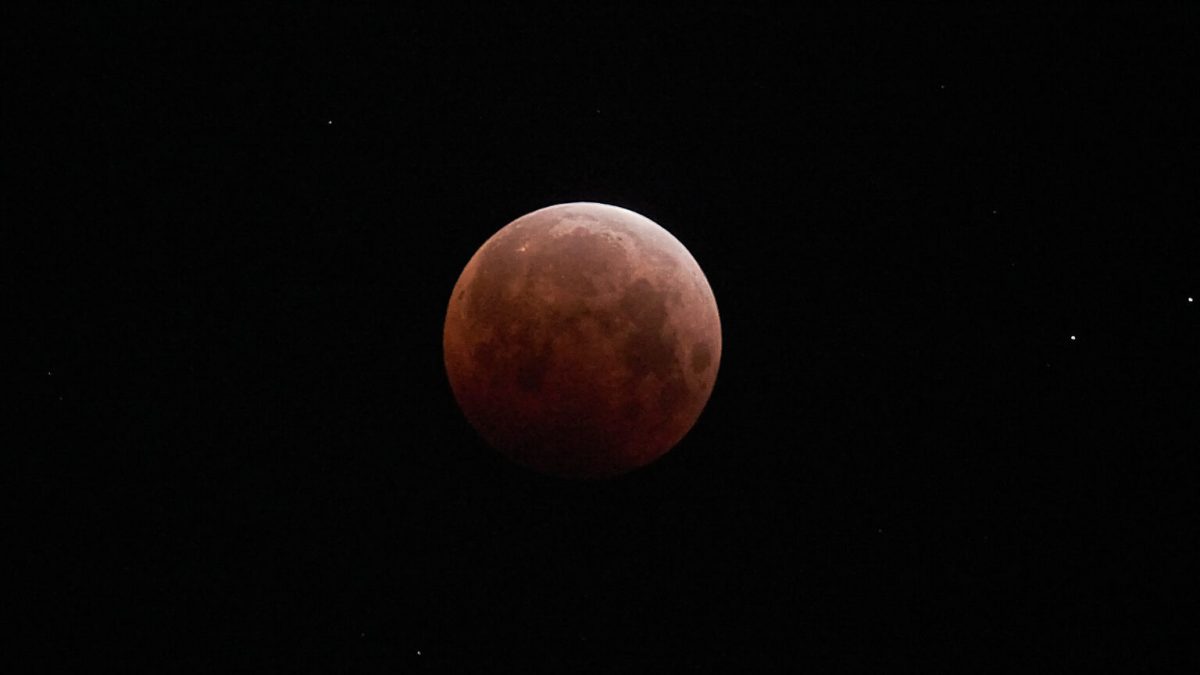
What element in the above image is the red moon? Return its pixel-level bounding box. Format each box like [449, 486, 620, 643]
[443, 202, 722, 479]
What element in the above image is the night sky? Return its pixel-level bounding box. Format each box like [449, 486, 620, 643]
[19, 4, 1197, 671]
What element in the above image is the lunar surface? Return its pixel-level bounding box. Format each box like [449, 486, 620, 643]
[443, 202, 722, 479]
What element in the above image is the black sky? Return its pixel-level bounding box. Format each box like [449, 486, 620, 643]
[16, 4, 1198, 671]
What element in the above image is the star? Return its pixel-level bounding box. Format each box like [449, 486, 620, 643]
[327, 120, 333, 125]
[1069, 335, 1076, 341]
[1189, 297, 1194, 303]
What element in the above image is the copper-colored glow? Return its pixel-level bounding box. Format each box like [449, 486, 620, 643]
[443, 203, 721, 479]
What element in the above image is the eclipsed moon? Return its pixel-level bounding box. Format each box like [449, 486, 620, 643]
[443, 202, 721, 479]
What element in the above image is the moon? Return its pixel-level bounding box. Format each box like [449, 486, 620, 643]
[443, 202, 722, 479]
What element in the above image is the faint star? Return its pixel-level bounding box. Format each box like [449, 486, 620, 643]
[327, 120, 333, 125]
[991, 209, 998, 215]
